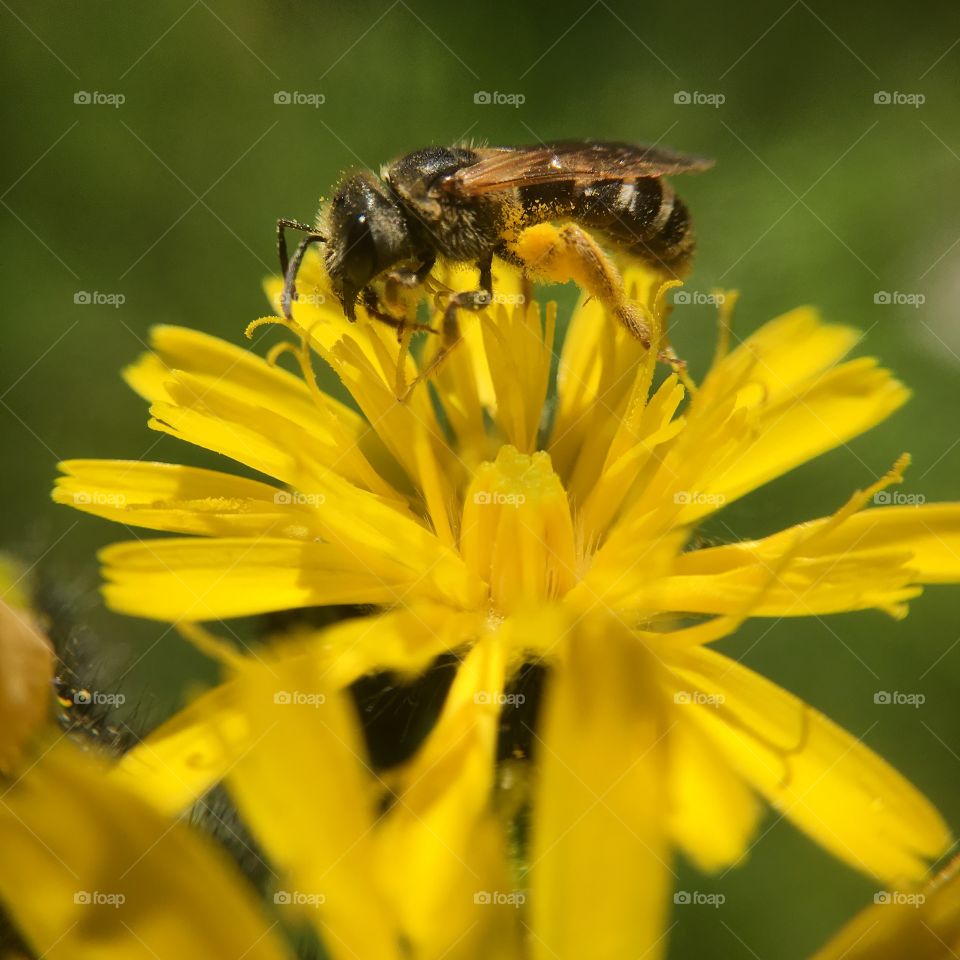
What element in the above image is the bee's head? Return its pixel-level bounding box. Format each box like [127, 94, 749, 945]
[323, 172, 413, 320]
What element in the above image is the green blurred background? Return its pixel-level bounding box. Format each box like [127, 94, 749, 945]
[1, 1, 959, 955]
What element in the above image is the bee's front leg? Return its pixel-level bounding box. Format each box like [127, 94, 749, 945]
[361, 287, 435, 337]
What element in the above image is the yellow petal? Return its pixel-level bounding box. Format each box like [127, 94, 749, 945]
[550, 292, 649, 488]
[648, 502, 960, 619]
[664, 704, 762, 871]
[698, 306, 861, 408]
[114, 604, 484, 816]
[377, 633, 522, 958]
[226, 653, 401, 959]
[53, 459, 323, 538]
[305, 312, 459, 499]
[578, 374, 685, 542]
[623, 309, 909, 527]
[111, 679, 247, 815]
[690, 358, 909, 517]
[424, 260, 524, 440]
[127, 325, 396, 498]
[800, 504, 960, 584]
[149, 368, 399, 500]
[663, 645, 951, 885]
[99, 537, 476, 621]
[811, 855, 960, 959]
[479, 299, 556, 454]
[530, 615, 671, 960]
[0, 742, 288, 960]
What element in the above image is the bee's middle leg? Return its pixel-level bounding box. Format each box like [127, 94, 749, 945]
[397, 289, 486, 403]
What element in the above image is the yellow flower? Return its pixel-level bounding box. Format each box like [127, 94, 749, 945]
[0, 739, 290, 959]
[811, 855, 960, 959]
[50, 231, 960, 959]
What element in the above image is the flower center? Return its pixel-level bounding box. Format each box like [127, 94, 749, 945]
[460, 446, 577, 614]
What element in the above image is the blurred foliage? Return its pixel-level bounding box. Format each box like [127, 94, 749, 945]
[1, 1, 958, 956]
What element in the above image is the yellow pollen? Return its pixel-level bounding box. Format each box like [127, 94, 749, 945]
[460, 445, 577, 614]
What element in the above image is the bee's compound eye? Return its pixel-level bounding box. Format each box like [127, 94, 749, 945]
[342, 214, 378, 288]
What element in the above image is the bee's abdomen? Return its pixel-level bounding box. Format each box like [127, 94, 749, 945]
[518, 177, 695, 272]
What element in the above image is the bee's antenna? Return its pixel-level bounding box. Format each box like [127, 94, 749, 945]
[276, 218, 326, 320]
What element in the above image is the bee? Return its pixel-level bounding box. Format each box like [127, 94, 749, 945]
[277, 140, 713, 390]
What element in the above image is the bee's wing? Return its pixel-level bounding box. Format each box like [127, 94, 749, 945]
[447, 141, 714, 197]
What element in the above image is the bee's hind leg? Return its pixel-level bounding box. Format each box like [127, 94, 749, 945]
[511, 223, 659, 350]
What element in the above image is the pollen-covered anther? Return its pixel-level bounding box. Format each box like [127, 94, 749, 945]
[460, 445, 577, 614]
